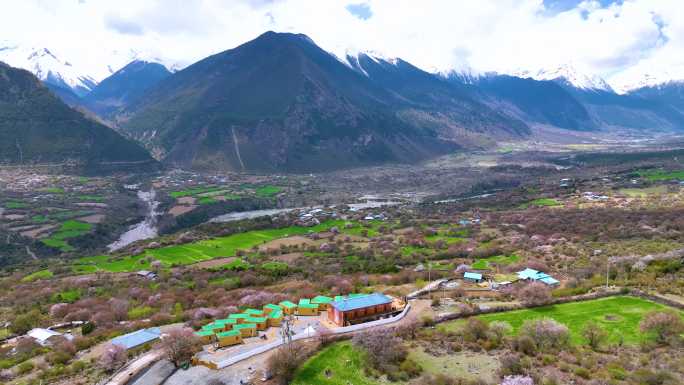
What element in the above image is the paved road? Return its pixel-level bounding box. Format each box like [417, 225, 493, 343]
[129, 359, 176, 385]
[103, 350, 164, 385]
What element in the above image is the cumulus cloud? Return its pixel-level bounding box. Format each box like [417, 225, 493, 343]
[0, 0, 680, 87]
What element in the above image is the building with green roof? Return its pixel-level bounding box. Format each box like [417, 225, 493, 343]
[228, 313, 250, 323]
[279, 300, 297, 315]
[263, 303, 281, 313]
[245, 316, 268, 330]
[311, 295, 333, 310]
[297, 300, 319, 316]
[195, 330, 215, 344]
[216, 330, 242, 347]
[233, 323, 257, 337]
[244, 308, 264, 317]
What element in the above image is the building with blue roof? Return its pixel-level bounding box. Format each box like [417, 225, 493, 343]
[463, 272, 483, 283]
[517, 268, 560, 286]
[328, 293, 394, 326]
[111, 327, 161, 350]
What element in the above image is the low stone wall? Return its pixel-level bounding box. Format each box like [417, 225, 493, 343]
[629, 289, 684, 311]
[434, 288, 625, 323]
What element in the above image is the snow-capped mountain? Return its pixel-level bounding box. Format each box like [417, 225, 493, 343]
[510, 64, 613, 92]
[609, 64, 684, 94]
[0, 42, 97, 96]
[331, 48, 400, 76]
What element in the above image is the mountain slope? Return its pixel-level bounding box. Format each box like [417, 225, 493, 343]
[565, 87, 684, 131]
[84, 60, 172, 116]
[121, 32, 529, 172]
[342, 53, 529, 137]
[0, 62, 156, 172]
[444, 72, 595, 130]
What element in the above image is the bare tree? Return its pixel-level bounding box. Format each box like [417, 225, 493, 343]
[98, 344, 127, 372]
[516, 282, 552, 306]
[160, 327, 202, 367]
[640, 310, 684, 344]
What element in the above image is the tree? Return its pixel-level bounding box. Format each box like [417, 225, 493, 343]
[352, 329, 407, 372]
[640, 310, 684, 344]
[582, 321, 607, 350]
[519, 318, 569, 352]
[463, 317, 489, 342]
[267, 343, 312, 385]
[516, 282, 551, 306]
[99, 343, 127, 372]
[161, 327, 202, 367]
[489, 321, 513, 344]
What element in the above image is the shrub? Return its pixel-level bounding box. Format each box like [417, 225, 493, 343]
[582, 321, 607, 350]
[639, 310, 684, 344]
[17, 361, 34, 375]
[516, 282, 552, 306]
[519, 318, 569, 352]
[98, 344, 127, 372]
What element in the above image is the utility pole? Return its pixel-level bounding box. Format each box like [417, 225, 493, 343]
[606, 259, 610, 290]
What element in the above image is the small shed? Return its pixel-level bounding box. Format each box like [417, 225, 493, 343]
[268, 309, 283, 327]
[216, 330, 243, 347]
[228, 313, 250, 324]
[233, 323, 257, 338]
[311, 295, 333, 311]
[27, 328, 65, 346]
[195, 330, 215, 345]
[263, 303, 281, 313]
[279, 301, 297, 315]
[297, 299, 319, 316]
[463, 272, 483, 283]
[201, 323, 227, 334]
[244, 308, 264, 317]
[245, 316, 268, 330]
[111, 327, 161, 350]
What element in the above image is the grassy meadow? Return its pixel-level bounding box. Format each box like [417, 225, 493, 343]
[473, 296, 683, 345]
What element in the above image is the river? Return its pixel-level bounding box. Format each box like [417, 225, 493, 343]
[209, 199, 402, 223]
[107, 189, 161, 252]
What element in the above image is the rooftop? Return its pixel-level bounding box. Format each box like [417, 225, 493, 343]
[111, 327, 161, 350]
[217, 330, 241, 337]
[464, 272, 483, 280]
[279, 300, 297, 308]
[330, 293, 392, 312]
[233, 323, 257, 330]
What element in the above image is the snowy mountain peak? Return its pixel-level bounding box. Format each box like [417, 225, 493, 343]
[0, 43, 97, 96]
[511, 63, 612, 92]
[437, 67, 484, 84]
[330, 48, 400, 76]
[609, 63, 684, 94]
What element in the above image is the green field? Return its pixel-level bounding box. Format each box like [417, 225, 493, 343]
[255, 185, 282, 197]
[21, 269, 53, 282]
[519, 198, 561, 209]
[4, 200, 27, 209]
[292, 341, 378, 385]
[74, 220, 349, 273]
[473, 296, 683, 345]
[471, 254, 520, 270]
[619, 185, 668, 197]
[638, 169, 684, 181]
[41, 220, 93, 252]
[76, 195, 104, 202]
[169, 186, 223, 198]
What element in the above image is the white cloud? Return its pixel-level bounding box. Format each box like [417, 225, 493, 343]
[0, 0, 680, 88]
